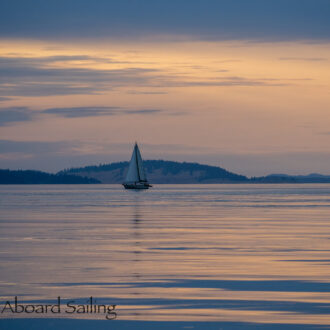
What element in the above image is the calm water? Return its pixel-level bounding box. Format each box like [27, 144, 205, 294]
[0, 184, 330, 327]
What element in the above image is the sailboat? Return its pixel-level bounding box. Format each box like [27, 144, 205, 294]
[122, 143, 152, 189]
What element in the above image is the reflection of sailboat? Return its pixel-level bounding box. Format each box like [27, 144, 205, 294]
[130, 196, 143, 312]
[122, 143, 152, 190]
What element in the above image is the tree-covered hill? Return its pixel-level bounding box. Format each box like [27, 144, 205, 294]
[2, 161, 330, 184]
[59, 160, 248, 183]
[0, 169, 100, 184]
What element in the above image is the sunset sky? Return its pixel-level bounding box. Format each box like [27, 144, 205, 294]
[1, 0, 330, 176]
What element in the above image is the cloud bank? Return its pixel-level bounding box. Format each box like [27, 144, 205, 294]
[0, 106, 166, 125]
[1, 0, 329, 42]
[0, 55, 296, 98]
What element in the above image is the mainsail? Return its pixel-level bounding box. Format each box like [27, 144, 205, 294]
[135, 144, 147, 182]
[124, 143, 147, 183]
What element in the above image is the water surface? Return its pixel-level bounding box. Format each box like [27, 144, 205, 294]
[0, 184, 329, 327]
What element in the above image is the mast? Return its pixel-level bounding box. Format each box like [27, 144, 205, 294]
[135, 144, 141, 182]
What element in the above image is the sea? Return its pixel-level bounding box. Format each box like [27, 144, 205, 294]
[0, 184, 329, 330]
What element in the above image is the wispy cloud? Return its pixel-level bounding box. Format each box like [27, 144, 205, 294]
[0, 96, 11, 102]
[0, 55, 296, 98]
[43, 107, 163, 118]
[0, 139, 73, 154]
[279, 57, 328, 62]
[0, 105, 171, 124]
[126, 90, 168, 95]
[0, 55, 131, 66]
[0, 107, 34, 126]
[0, 56, 158, 96]
[169, 76, 289, 87]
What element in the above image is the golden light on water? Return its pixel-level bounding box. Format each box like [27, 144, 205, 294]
[1, 185, 330, 326]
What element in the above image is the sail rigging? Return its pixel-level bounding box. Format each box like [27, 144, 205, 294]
[135, 144, 147, 181]
[123, 143, 151, 189]
[125, 144, 140, 183]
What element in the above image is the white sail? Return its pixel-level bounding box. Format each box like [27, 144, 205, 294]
[124, 143, 148, 183]
[125, 145, 139, 182]
[135, 144, 147, 181]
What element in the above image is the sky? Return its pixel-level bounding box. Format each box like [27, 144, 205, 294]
[0, 0, 330, 176]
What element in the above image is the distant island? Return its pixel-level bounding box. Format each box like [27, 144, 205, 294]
[2, 160, 329, 184]
[59, 160, 247, 184]
[0, 169, 100, 184]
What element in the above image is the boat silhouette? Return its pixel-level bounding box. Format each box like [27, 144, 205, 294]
[122, 143, 152, 189]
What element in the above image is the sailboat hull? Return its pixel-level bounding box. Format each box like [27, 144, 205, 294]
[123, 182, 152, 190]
